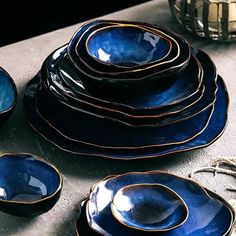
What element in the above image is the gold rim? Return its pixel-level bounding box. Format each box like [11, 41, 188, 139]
[111, 183, 189, 232]
[86, 170, 234, 236]
[0, 153, 63, 205]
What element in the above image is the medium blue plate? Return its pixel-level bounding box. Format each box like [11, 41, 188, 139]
[86, 171, 234, 236]
[23, 75, 227, 160]
[42, 46, 202, 113]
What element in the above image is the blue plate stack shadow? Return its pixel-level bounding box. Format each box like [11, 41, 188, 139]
[24, 20, 229, 160]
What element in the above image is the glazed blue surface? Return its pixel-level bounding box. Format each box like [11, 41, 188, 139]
[86, 26, 170, 67]
[23, 74, 227, 159]
[87, 172, 233, 235]
[0, 69, 16, 112]
[0, 154, 60, 202]
[112, 184, 188, 231]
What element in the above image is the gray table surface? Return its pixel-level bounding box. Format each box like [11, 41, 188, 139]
[0, 0, 235, 235]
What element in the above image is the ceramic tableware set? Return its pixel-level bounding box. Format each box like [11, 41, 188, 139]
[0, 19, 234, 235]
[23, 20, 228, 160]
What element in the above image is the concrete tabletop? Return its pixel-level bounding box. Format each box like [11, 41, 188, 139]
[0, 0, 235, 235]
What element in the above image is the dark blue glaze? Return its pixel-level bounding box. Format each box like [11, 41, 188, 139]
[87, 172, 233, 236]
[23, 74, 227, 159]
[0, 154, 62, 217]
[86, 25, 170, 67]
[0, 68, 17, 126]
[111, 184, 188, 231]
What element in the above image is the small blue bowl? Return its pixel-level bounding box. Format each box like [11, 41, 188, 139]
[0, 68, 17, 126]
[86, 24, 171, 68]
[0, 153, 62, 217]
[111, 183, 188, 232]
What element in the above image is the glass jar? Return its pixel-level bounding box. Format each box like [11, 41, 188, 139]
[168, 0, 236, 40]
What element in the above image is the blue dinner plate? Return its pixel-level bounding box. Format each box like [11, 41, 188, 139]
[86, 171, 234, 236]
[23, 74, 228, 160]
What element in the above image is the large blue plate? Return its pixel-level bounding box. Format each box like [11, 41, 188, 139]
[86, 171, 234, 236]
[23, 75, 227, 160]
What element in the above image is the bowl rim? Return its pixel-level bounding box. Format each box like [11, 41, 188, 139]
[0, 153, 63, 205]
[0, 67, 17, 115]
[111, 183, 189, 232]
[85, 23, 172, 69]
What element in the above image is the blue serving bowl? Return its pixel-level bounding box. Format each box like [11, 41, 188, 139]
[86, 171, 235, 235]
[0, 153, 62, 217]
[0, 68, 17, 126]
[67, 20, 191, 93]
[111, 183, 188, 232]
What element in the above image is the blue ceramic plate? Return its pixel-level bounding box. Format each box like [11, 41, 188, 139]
[40, 46, 205, 127]
[86, 171, 234, 236]
[23, 75, 228, 160]
[111, 183, 188, 232]
[42, 46, 202, 113]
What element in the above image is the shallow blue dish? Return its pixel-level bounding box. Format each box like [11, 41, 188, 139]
[86, 171, 234, 236]
[0, 153, 62, 217]
[0, 68, 17, 126]
[23, 74, 227, 160]
[86, 25, 171, 68]
[111, 184, 188, 232]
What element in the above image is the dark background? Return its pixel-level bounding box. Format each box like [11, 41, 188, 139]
[1, 1, 150, 47]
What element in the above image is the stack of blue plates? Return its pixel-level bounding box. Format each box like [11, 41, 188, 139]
[75, 171, 235, 235]
[24, 20, 229, 160]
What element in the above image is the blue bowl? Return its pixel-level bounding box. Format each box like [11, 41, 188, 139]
[86, 24, 171, 68]
[0, 153, 62, 217]
[0, 68, 17, 126]
[111, 183, 188, 232]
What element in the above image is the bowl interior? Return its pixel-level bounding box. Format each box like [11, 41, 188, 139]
[86, 25, 171, 68]
[111, 183, 188, 231]
[0, 69, 16, 112]
[0, 155, 60, 202]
